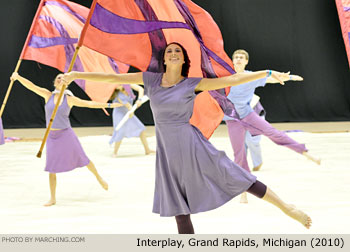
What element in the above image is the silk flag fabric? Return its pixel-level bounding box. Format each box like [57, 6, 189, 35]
[20, 0, 129, 103]
[336, 0, 350, 68]
[82, 0, 238, 138]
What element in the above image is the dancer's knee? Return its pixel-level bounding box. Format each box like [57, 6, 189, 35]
[247, 180, 267, 198]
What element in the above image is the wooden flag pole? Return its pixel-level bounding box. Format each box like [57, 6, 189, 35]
[77, 0, 98, 47]
[37, 0, 98, 158]
[0, 60, 22, 117]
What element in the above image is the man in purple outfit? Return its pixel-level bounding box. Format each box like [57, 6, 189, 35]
[224, 49, 320, 203]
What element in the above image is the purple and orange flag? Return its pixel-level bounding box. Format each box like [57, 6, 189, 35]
[81, 0, 236, 138]
[336, 0, 350, 68]
[20, 0, 129, 103]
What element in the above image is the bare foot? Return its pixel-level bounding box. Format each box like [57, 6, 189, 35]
[303, 152, 321, 165]
[240, 192, 248, 204]
[98, 177, 108, 190]
[145, 150, 156, 155]
[253, 163, 263, 172]
[285, 205, 312, 229]
[44, 199, 56, 207]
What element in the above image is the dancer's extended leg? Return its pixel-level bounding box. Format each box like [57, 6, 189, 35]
[303, 151, 321, 165]
[247, 180, 312, 229]
[243, 112, 320, 165]
[86, 161, 108, 190]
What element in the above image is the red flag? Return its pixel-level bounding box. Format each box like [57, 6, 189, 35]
[21, 0, 129, 103]
[336, 0, 350, 68]
[81, 0, 235, 138]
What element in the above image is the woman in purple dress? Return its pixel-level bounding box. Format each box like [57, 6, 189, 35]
[10, 72, 122, 207]
[109, 84, 154, 156]
[62, 43, 312, 233]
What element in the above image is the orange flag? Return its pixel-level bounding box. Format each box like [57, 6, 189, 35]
[81, 0, 237, 138]
[21, 0, 129, 103]
[335, 0, 350, 68]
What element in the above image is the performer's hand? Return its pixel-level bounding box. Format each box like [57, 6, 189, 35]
[135, 99, 142, 108]
[271, 71, 289, 85]
[290, 74, 303, 81]
[61, 72, 75, 85]
[125, 103, 132, 110]
[111, 102, 123, 108]
[10, 72, 19, 82]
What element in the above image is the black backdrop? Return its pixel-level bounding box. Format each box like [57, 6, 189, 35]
[1, 0, 349, 129]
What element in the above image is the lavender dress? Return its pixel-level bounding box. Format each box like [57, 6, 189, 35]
[44, 94, 89, 173]
[109, 91, 145, 144]
[143, 72, 256, 217]
[0, 117, 4, 145]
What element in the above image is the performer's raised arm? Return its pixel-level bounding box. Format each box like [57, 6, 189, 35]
[195, 70, 289, 91]
[10, 72, 51, 101]
[67, 96, 122, 109]
[62, 72, 144, 86]
[266, 73, 303, 84]
[130, 84, 144, 108]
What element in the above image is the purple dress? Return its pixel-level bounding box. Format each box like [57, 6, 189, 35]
[0, 117, 5, 145]
[109, 91, 145, 144]
[44, 94, 89, 173]
[143, 72, 256, 217]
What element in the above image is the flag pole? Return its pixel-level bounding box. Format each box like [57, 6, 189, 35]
[0, 60, 21, 117]
[37, 0, 98, 158]
[0, 0, 46, 118]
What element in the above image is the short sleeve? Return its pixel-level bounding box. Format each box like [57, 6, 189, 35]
[255, 77, 267, 88]
[187, 77, 202, 91]
[245, 70, 267, 88]
[142, 71, 162, 97]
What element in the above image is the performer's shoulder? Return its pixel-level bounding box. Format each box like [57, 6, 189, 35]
[143, 71, 163, 85]
[143, 71, 162, 77]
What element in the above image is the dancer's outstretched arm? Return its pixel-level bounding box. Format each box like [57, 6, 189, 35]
[67, 96, 122, 109]
[195, 70, 289, 91]
[267, 73, 303, 84]
[63, 72, 144, 86]
[10, 72, 51, 101]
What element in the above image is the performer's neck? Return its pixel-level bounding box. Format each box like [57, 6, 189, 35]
[234, 66, 245, 73]
[164, 67, 183, 81]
